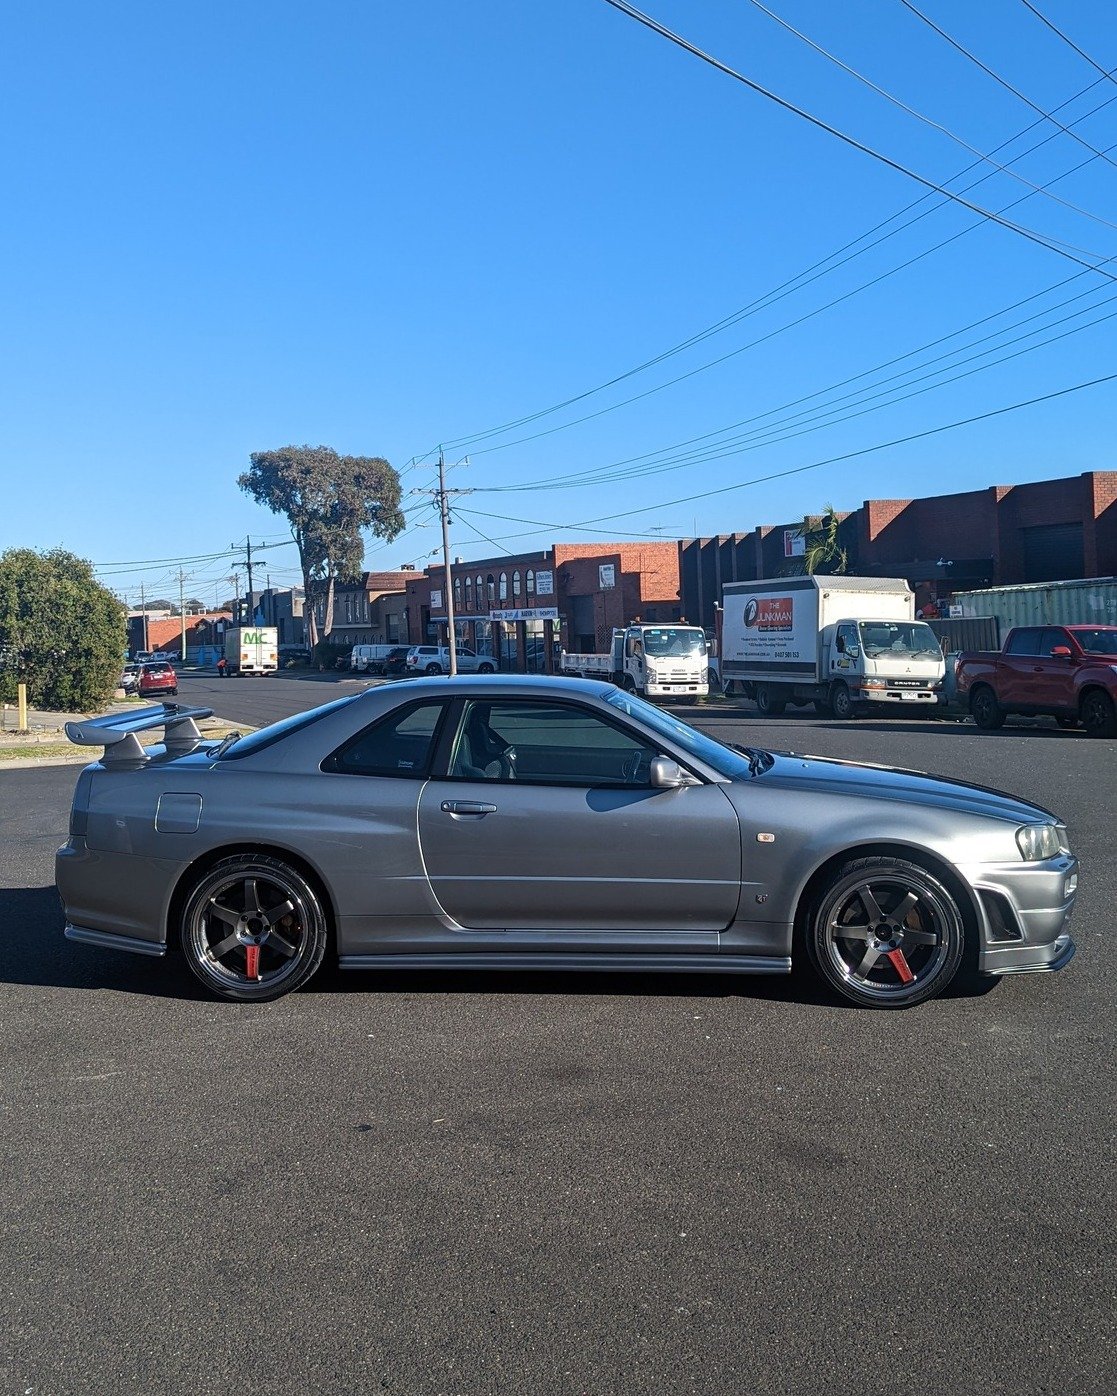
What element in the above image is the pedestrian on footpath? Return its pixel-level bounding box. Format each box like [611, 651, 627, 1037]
[217, 656, 228, 678]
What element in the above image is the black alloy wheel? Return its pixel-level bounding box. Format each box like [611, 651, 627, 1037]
[807, 856, 965, 1008]
[970, 686, 1005, 730]
[1080, 689, 1117, 738]
[179, 854, 329, 1002]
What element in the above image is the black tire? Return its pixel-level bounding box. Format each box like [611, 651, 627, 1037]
[169, 688, 178, 696]
[970, 685, 1005, 730]
[477, 662, 496, 674]
[829, 681, 853, 720]
[178, 854, 330, 1002]
[755, 685, 787, 717]
[707, 668, 719, 691]
[806, 856, 964, 1008]
[1080, 688, 1117, 738]
[425, 662, 443, 675]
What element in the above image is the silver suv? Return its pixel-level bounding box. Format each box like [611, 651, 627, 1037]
[404, 645, 496, 675]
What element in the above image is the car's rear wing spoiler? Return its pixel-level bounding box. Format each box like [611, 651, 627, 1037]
[64, 704, 215, 766]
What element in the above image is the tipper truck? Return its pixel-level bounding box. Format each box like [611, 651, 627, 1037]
[719, 575, 945, 718]
[224, 626, 279, 676]
[560, 624, 709, 699]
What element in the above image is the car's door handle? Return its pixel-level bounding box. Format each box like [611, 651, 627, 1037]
[440, 800, 498, 817]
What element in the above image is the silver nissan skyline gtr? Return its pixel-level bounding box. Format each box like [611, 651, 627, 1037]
[55, 675, 1078, 1008]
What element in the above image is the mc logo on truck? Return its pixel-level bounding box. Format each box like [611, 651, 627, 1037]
[744, 597, 793, 631]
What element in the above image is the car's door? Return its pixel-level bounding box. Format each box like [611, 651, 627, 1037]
[998, 628, 1043, 706]
[1028, 627, 1077, 708]
[416, 697, 742, 936]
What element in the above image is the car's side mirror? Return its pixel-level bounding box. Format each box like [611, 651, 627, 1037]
[649, 756, 699, 789]
[1050, 645, 1073, 660]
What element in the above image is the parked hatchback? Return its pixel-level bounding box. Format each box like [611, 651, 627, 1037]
[137, 662, 178, 697]
[405, 645, 496, 675]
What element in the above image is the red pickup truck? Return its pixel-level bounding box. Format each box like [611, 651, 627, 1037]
[955, 624, 1117, 737]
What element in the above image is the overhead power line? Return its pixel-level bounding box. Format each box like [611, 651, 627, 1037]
[600, 0, 1115, 275]
[899, 0, 1117, 169]
[745, 0, 1117, 230]
[1017, 1, 1117, 88]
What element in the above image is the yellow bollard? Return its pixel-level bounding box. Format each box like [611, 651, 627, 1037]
[18, 682, 27, 732]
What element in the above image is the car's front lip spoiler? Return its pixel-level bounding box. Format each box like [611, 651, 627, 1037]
[986, 933, 1076, 977]
[65, 923, 166, 958]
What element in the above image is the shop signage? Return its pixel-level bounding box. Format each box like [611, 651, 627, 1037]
[783, 529, 805, 558]
[599, 564, 616, 589]
[535, 569, 554, 596]
[430, 589, 442, 609]
[490, 607, 559, 622]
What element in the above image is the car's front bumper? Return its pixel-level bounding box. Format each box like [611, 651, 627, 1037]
[959, 853, 1079, 976]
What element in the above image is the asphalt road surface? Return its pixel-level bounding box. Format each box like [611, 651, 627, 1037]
[1, 676, 1114, 1395]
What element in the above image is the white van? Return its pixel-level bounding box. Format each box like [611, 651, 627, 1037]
[349, 643, 396, 674]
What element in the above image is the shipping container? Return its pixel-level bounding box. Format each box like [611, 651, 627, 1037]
[950, 577, 1117, 632]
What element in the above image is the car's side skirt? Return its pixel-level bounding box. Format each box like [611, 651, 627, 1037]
[337, 952, 791, 976]
[65, 923, 167, 957]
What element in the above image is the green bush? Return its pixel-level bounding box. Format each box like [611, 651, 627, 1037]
[0, 548, 126, 711]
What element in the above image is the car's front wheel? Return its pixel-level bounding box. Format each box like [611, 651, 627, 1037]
[806, 857, 964, 1008]
[1080, 689, 1117, 738]
[970, 685, 1005, 730]
[477, 661, 496, 674]
[178, 854, 329, 1002]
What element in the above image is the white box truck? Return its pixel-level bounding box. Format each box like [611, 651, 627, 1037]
[560, 624, 709, 699]
[719, 576, 944, 718]
[224, 626, 279, 676]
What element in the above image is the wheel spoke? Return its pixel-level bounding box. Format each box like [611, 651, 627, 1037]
[853, 946, 881, 980]
[268, 929, 299, 959]
[209, 931, 240, 960]
[243, 878, 263, 917]
[892, 890, 920, 926]
[858, 887, 884, 923]
[264, 898, 296, 927]
[903, 928, 938, 946]
[833, 923, 872, 941]
[207, 901, 240, 928]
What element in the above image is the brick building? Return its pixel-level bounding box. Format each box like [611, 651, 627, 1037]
[680, 470, 1117, 630]
[404, 541, 683, 671]
[320, 569, 417, 648]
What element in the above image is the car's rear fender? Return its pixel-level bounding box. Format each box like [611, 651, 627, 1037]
[164, 842, 339, 955]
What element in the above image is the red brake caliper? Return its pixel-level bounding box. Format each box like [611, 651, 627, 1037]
[245, 945, 261, 981]
[885, 948, 915, 985]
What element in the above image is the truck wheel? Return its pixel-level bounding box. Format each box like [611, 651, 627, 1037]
[970, 686, 1005, 731]
[1080, 689, 1117, 738]
[829, 682, 853, 720]
[755, 685, 786, 716]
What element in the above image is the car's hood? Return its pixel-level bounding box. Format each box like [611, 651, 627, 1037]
[754, 751, 1056, 825]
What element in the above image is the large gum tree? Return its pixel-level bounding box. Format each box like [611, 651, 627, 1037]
[238, 446, 404, 649]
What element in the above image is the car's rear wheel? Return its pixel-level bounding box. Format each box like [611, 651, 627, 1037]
[179, 854, 329, 1002]
[1080, 689, 1117, 738]
[806, 857, 964, 1008]
[755, 685, 786, 716]
[970, 685, 1005, 730]
[425, 662, 442, 675]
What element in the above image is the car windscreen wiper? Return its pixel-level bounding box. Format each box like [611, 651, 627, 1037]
[732, 743, 774, 776]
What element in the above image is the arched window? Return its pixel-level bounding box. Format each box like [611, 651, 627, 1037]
[454, 577, 462, 610]
[487, 574, 496, 603]
[476, 573, 483, 598]
[464, 576, 473, 609]
[513, 570, 521, 597]
[499, 571, 508, 601]
[526, 569, 535, 596]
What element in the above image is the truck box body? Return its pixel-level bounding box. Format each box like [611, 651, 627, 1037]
[720, 576, 944, 716]
[950, 576, 1117, 633]
[224, 626, 278, 675]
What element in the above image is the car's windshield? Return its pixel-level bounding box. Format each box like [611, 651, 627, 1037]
[857, 621, 942, 657]
[1074, 628, 1117, 655]
[604, 688, 768, 778]
[640, 627, 707, 658]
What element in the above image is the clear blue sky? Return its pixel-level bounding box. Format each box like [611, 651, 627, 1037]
[2, 1, 1115, 607]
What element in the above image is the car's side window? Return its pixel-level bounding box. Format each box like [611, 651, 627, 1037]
[1005, 629, 1042, 655]
[323, 702, 447, 778]
[448, 700, 658, 787]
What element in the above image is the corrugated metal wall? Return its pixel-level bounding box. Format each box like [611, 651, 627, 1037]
[951, 577, 1117, 631]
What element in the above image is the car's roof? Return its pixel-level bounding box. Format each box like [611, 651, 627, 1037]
[368, 673, 611, 698]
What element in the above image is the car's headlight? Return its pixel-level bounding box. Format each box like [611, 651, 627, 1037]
[1016, 823, 1067, 860]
